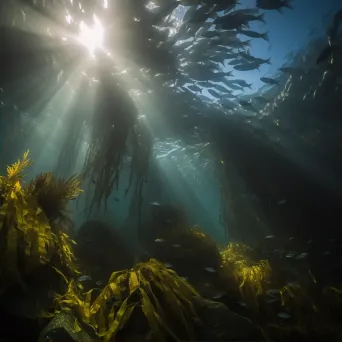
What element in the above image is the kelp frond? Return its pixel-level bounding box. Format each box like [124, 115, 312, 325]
[0, 152, 80, 288]
[0, 150, 31, 193]
[54, 259, 200, 341]
[220, 243, 272, 298]
[27, 172, 83, 221]
[82, 73, 137, 213]
[5, 150, 31, 182]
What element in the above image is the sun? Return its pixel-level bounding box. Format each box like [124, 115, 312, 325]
[78, 15, 104, 55]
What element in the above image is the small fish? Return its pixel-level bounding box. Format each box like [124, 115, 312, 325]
[266, 289, 280, 295]
[172, 244, 181, 248]
[213, 292, 225, 300]
[113, 198, 120, 202]
[323, 251, 331, 256]
[260, 77, 279, 85]
[277, 312, 291, 319]
[286, 252, 296, 259]
[164, 263, 173, 268]
[238, 29, 269, 41]
[296, 253, 308, 260]
[238, 301, 247, 307]
[288, 237, 295, 241]
[277, 199, 287, 205]
[181, 277, 189, 281]
[78, 275, 92, 282]
[208, 89, 222, 99]
[154, 238, 165, 243]
[96, 280, 104, 286]
[265, 235, 275, 239]
[204, 267, 216, 273]
[213, 84, 231, 93]
[188, 84, 202, 92]
[149, 201, 161, 206]
[234, 63, 261, 71]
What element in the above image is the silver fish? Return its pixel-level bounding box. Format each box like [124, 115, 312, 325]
[78, 275, 92, 282]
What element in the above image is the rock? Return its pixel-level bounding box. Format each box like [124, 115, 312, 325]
[38, 312, 100, 342]
[194, 298, 265, 341]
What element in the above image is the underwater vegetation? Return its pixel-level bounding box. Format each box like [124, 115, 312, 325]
[0, 151, 82, 292]
[53, 259, 200, 342]
[0, 152, 342, 342]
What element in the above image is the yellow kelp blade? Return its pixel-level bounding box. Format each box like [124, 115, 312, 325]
[140, 287, 166, 342]
[98, 306, 107, 337]
[73, 319, 82, 333]
[104, 297, 136, 341]
[51, 266, 69, 284]
[129, 271, 140, 294]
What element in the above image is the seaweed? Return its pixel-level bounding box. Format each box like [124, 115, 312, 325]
[54, 259, 201, 341]
[220, 243, 272, 306]
[82, 71, 137, 213]
[0, 151, 82, 291]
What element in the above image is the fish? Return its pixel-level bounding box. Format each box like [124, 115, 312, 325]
[228, 59, 245, 65]
[260, 77, 279, 85]
[234, 63, 261, 71]
[96, 280, 104, 286]
[277, 199, 287, 205]
[197, 81, 214, 88]
[172, 244, 181, 248]
[113, 198, 120, 202]
[238, 301, 247, 307]
[78, 275, 92, 282]
[208, 89, 222, 99]
[188, 84, 202, 92]
[204, 267, 217, 273]
[149, 201, 161, 206]
[266, 289, 280, 295]
[164, 263, 173, 268]
[285, 252, 297, 259]
[257, 0, 292, 12]
[265, 235, 275, 239]
[212, 292, 226, 300]
[201, 30, 220, 39]
[277, 312, 292, 319]
[296, 253, 308, 260]
[154, 238, 165, 243]
[231, 79, 252, 88]
[238, 29, 269, 41]
[213, 84, 231, 93]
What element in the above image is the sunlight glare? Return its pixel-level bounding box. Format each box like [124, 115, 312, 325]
[78, 15, 104, 55]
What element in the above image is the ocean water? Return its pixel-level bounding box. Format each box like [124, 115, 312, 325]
[0, 1, 342, 341]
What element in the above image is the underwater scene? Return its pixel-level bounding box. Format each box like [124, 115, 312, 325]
[0, 0, 342, 341]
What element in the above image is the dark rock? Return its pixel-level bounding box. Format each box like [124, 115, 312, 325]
[194, 298, 265, 341]
[38, 312, 99, 342]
